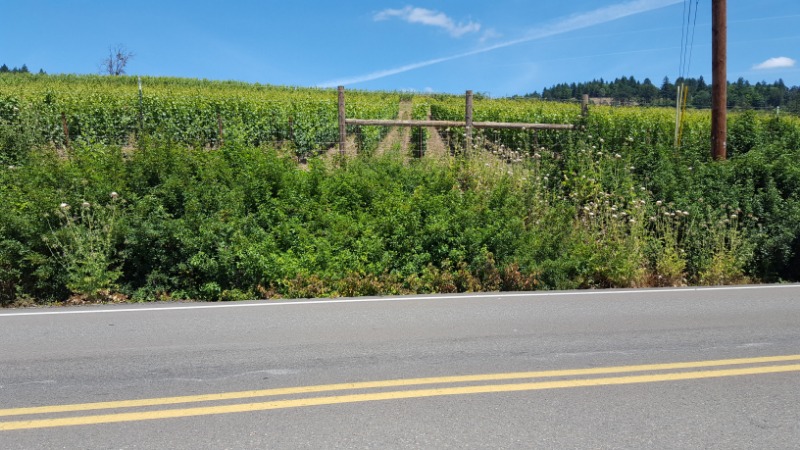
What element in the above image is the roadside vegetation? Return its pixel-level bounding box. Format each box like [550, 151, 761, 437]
[1, 74, 799, 305]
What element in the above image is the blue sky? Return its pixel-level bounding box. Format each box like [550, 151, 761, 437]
[2, 0, 799, 96]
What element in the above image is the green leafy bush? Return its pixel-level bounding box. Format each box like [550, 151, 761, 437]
[2, 78, 800, 304]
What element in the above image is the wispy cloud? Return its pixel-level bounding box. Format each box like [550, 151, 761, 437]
[479, 28, 502, 44]
[374, 6, 480, 38]
[321, 0, 682, 88]
[753, 56, 796, 70]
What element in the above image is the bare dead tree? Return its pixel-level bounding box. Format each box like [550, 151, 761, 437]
[101, 45, 134, 76]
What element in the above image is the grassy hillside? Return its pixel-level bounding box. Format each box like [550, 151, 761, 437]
[1, 74, 799, 305]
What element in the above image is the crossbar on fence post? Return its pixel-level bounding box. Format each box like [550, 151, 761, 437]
[465, 90, 473, 156]
[338, 86, 346, 156]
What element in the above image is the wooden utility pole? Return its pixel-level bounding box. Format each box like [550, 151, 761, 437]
[711, 0, 727, 160]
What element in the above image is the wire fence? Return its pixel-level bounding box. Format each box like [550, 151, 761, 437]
[4, 95, 796, 167]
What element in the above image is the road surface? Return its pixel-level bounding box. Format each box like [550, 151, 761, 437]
[1, 285, 799, 448]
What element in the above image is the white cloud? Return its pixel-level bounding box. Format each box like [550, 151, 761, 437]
[323, 0, 682, 87]
[374, 6, 480, 38]
[753, 57, 796, 70]
[479, 28, 502, 44]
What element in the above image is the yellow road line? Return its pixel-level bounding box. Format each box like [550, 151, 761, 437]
[2, 363, 799, 431]
[2, 354, 800, 418]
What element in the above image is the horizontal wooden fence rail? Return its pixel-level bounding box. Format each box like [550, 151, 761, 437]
[346, 119, 464, 128]
[337, 86, 585, 156]
[344, 119, 575, 130]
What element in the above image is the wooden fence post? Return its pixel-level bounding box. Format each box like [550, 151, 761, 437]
[581, 94, 589, 118]
[61, 112, 70, 148]
[674, 85, 683, 148]
[465, 90, 473, 156]
[417, 127, 423, 158]
[217, 112, 224, 147]
[138, 76, 144, 132]
[338, 86, 346, 156]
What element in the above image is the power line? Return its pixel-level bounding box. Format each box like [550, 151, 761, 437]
[677, 0, 702, 81]
[686, 0, 700, 77]
[683, 0, 692, 78]
[679, 0, 701, 80]
[679, 0, 689, 78]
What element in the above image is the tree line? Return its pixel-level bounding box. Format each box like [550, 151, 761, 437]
[520, 76, 800, 113]
[0, 64, 46, 75]
[2, 45, 132, 77]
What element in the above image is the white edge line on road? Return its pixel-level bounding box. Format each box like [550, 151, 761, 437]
[1, 284, 798, 318]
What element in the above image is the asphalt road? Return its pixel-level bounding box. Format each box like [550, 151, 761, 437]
[1, 285, 799, 449]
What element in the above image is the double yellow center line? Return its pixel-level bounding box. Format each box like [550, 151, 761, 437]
[3, 354, 799, 431]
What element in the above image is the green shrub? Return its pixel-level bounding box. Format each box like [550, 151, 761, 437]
[2, 88, 800, 304]
[46, 194, 122, 300]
